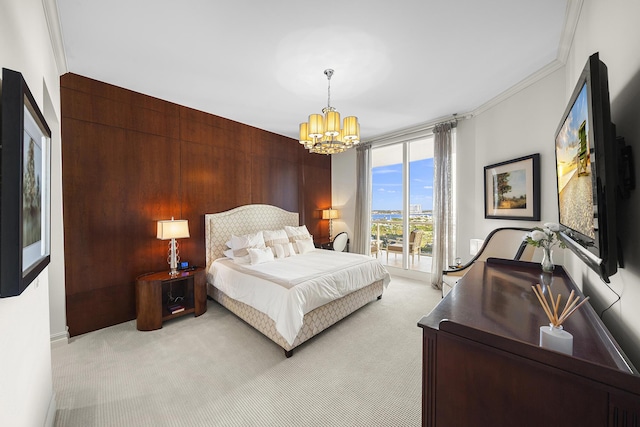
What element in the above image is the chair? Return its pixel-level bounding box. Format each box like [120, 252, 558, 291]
[332, 232, 349, 252]
[386, 230, 424, 263]
[370, 239, 381, 258]
[441, 227, 535, 296]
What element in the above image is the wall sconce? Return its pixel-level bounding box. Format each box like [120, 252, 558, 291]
[322, 208, 339, 241]
[157, 217, 190, 276]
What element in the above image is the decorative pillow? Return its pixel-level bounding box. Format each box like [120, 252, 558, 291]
[230, 231, 265, 258]
[284, 225, 311, 243]
[272, 243, 286, 259]
[285, 242, 297, 257]
[263, 229, 289, 248]
[296, 238, 316, 255]
[223, 248, 234, 259]
[248, 247, 275, 265]
[271, 242, 298, 259]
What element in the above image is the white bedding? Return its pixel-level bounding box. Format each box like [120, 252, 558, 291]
[207, 249, 391, 345]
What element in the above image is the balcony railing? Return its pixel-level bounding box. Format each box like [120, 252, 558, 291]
[371, 217, 433, 257]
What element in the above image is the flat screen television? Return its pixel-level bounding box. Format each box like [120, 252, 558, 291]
[554, 52, 618, 283]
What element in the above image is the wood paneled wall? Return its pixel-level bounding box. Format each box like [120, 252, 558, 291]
[61, 73, 331, 336]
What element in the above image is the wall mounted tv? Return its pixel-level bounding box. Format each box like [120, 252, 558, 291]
[554, 52, 633, 283]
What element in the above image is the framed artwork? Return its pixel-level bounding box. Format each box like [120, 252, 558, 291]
[484, 153, 540, 221]
[1, 68, 52, 297]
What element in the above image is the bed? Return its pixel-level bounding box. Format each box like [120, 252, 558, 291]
[205, 204, 391, 357]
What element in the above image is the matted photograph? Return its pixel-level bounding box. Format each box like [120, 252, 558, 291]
[484, 153, 540, 220]
[1, 68, 52, 297]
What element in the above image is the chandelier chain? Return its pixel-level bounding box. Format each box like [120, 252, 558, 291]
[325, 69, 333, 112]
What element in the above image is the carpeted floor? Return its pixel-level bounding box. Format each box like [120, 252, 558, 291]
[52, 275, 442, 426]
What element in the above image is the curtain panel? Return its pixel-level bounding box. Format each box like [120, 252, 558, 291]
[430, 123, 456, 289]
[353, 144, 372, 255]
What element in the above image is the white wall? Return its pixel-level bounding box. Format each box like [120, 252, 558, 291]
[561, 0, 640, 367]
[457, 67, 566, 264]
[0, 0, 63, 424]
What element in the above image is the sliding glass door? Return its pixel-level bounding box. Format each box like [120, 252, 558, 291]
[371, 137, 434, 272]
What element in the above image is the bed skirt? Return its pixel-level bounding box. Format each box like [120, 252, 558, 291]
[208, 279, 385, 356]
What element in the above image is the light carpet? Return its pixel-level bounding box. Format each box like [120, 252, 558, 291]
[52, 275, 442, 426]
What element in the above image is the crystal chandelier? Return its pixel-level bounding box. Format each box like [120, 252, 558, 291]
[298, 69, 360, 155]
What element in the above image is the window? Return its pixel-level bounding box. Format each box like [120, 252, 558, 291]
[372, 137, 434, 272]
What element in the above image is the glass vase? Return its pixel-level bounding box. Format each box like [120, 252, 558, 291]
[541, 247, 554, 272]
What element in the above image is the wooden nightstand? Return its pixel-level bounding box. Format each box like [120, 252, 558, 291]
[135, 267, 207, 331]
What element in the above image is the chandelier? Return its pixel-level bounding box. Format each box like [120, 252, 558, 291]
[298, 69, 360, 155]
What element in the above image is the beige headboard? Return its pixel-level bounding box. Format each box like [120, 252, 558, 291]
[205, 204, 299, 270]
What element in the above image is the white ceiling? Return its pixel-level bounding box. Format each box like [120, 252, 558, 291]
[55, 0, 570, 141]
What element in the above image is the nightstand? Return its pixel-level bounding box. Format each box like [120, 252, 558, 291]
[135, 267, 207, 331]
[315, 241, 333, 250]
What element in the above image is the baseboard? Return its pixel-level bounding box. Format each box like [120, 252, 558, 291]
[45, 392, 56, 427]
[50, 327, 69, 348]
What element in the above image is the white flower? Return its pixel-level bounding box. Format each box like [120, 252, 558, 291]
[530, 230, 546, 241]
[544, 222, 560, 232]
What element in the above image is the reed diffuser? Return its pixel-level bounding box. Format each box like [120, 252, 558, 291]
[532, 284, 590, 355]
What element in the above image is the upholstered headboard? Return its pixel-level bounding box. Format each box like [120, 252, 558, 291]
[205, 204, 299, 270]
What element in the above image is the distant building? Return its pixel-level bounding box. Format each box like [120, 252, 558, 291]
[410, 204, 422, 214]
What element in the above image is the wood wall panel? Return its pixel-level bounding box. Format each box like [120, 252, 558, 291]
[61, 73, 330, 336]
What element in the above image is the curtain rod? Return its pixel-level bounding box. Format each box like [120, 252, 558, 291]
[364, 113, 471, 147]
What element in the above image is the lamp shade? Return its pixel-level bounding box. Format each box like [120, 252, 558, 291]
[324, 110, 340, 137]
[343, 116, 359, 141]
[157, 219, 190, 240]
[322, 209, 339, 220]
[308, 114, 324, 138]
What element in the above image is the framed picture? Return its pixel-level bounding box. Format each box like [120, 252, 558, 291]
[1, 68, 52, 297]
[484, 153, 540, 220]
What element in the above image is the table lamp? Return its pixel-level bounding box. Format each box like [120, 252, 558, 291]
[157, 217, 190, 275]
[322, 208, 339, 241]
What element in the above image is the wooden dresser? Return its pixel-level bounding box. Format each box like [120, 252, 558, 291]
[418, 258, 640, 427]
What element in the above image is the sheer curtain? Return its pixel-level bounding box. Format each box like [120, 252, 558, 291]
[353, 143, 372, 254]
[430, 123, 456, 289]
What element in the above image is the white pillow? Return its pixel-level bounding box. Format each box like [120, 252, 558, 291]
[223, 248, 234, 259]
[271, 242, 297, 259]
[285, 242, 297, 257]
[248, 247, 275, 265]
[296, 238, 316, 255]
[263, 229, 289, 248]
[275, 244, 286, 259]
[230, 231, 265, 257]
[284, 225, 311, 243]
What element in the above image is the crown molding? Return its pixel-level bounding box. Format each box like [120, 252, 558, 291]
[470, 59, 565, 117]
[42, 0, 68, 75]
[471, 0, 582, 117]
[366, 1, 584, 140]
[557, 0, 584, 64]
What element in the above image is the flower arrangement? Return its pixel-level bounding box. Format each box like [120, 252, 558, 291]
[524, 223, 566, 272]
[524, 223, 567, 251]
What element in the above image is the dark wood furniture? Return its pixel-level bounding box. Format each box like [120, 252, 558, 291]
[135, 268, 206, 331]
[418, 258, 640, 427]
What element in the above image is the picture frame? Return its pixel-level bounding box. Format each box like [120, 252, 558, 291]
[1, 68, 52, 297]
[484, 153, 540, 221]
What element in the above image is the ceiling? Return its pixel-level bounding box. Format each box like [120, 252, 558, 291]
[55, 0, 571, 142]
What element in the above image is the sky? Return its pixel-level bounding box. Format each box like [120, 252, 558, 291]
[372, 158, 434, 211]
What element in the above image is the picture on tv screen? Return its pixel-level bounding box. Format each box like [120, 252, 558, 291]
[555, 83, 596, 240]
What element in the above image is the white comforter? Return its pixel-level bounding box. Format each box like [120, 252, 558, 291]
[207, 249, 391, 345]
